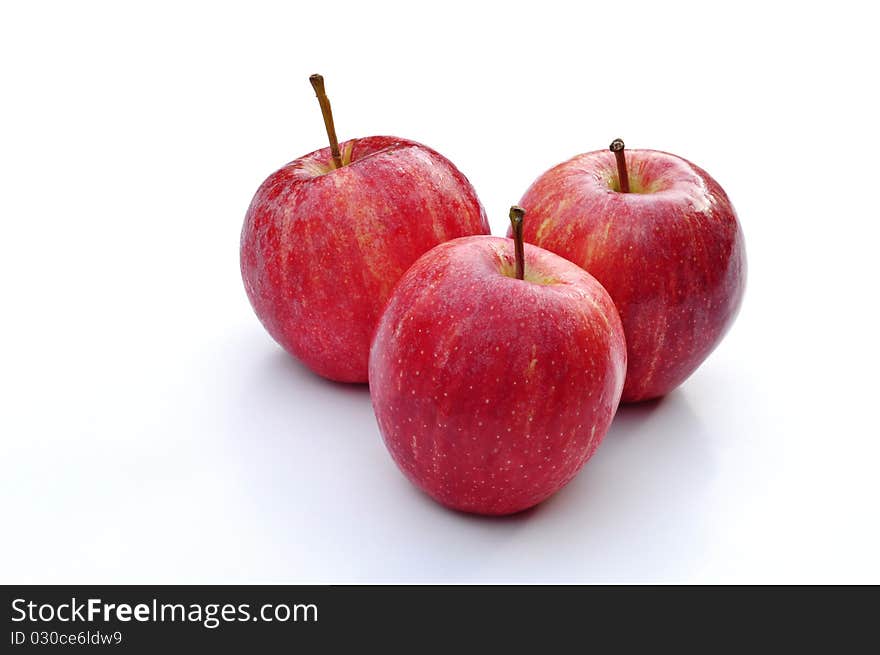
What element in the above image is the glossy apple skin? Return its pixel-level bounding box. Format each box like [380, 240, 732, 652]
[369, 236, 626, 515]
[514, 149, 746, 402]
[241, 136, 489, 383]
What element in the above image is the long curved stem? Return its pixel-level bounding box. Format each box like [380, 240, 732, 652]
[309, 74, 343, 169]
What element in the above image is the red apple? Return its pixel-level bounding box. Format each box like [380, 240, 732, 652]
[240, 76, 488, 382]
[513, 142, 745, 402]
[369, 213, 626, 516]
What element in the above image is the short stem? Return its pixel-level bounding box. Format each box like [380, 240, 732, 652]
[509, 206, 526, 281]
[309, 74, 343, 169]
[610, 138, 629, 193]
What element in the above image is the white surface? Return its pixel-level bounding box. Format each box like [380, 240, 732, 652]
[1, 1, 878, 584]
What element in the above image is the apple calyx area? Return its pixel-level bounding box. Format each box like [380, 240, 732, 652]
[291, 137, 424, 181]
[298, 141, 355, 177]
[603, 145, 676, 195]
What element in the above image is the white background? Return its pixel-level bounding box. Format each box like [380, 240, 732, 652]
[2, 1, 878, 583]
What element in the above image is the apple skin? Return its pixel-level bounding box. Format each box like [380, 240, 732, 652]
[369, 236, 626, 515]
[241, 136, 489, 383]
[513, 149, 746, 403]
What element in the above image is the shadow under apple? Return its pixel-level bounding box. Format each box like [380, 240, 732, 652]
[225, 336, 717, 582]
[504, 391, 718, 581]
[221, 341, 399, 576]
[389, 391, 718, 583]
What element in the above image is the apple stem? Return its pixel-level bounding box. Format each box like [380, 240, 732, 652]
[610, 138, 630, 193]
[309, 74, 343, 169]
[509, 206, 526, 281]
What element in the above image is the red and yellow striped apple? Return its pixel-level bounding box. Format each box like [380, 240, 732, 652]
[369, 209, 626, 515]
[240, 76, 488, 382]
[514, 141, 745, 402]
